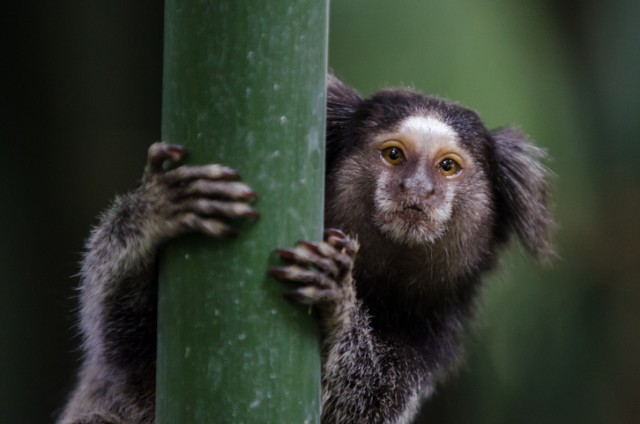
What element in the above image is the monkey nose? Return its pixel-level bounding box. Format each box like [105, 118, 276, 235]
[401, 177, 434, 197]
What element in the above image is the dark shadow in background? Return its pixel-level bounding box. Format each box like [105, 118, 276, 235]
[2, 2, 162, 422]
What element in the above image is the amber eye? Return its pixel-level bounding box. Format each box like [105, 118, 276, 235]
[382, 146, 404, 165]
[438, 158, 462, 176]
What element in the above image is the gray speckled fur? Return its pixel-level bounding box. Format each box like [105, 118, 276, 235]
[59, 144, 255, 423]
[59, 77, 553, 424]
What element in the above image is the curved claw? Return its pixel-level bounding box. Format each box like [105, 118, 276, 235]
[298, 240, 322, 255]
[324, 228, 347, 249]
[325, 228, 347, 238]
[268, 266, 289, 280]
[147, 142, 187, 174]
[275, 248, 296, 261]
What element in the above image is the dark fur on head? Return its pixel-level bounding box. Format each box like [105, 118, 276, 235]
[490, 127, 554, 260]
[326, 74, 553, 266]
[324, 75, 553, 383]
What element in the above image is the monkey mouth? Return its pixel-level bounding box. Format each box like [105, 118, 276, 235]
[402, 203, 428, 217]
[376, 210, 444, 246]
[405, 204, 425, 213]
[374, 195, 448, 246]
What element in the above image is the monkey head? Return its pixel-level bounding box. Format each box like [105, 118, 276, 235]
[325, 75, 553, 281]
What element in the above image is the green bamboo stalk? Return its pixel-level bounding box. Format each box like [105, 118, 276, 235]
[156, 1, 328, 422]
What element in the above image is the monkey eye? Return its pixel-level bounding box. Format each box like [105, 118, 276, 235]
[381, 146, 404, 165]
[437, 157, 462, 176]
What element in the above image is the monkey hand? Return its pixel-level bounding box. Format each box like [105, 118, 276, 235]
[139, 142, 259, 242]
[270, 229, 359, 328]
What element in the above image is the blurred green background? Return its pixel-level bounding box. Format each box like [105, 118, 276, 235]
[3, 0, 639, 422]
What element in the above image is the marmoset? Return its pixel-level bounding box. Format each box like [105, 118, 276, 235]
[59, 75, 553, 424]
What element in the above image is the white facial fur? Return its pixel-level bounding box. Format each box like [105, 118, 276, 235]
[372, 115, 472, 247]
[398, 115, 459, 153]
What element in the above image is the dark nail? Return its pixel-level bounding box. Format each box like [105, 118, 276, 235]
[268, 267, 288, 279]
[325, 230, 347, 247]
[325, 228, 346, 238]
[243, 209, 260, 219]
[326, 234, 346, 249]
[275, 248, 295, 260]
[220, 168, 241, 180]
[166, 144, 186, 156]
[242, 191, 258, 200]
[299, 240, 321, 254]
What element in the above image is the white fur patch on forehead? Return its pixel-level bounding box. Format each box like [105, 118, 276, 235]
[398, 116, 457, 140]
[391, 115, 463, 160]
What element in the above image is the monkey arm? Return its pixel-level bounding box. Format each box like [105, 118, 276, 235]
[59, 143, 257, 424]
[76, 188, 163, 371]
[272, 229, 426, 424]
[319, 303, 427, 424]
[78, 143, 256, 368]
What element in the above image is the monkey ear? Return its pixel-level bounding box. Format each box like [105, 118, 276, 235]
[326, 75, 363, 170]
[491, 127, 555, 261]
[327, 74, 362, 115]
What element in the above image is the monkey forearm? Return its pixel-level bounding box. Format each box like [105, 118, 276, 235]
[321, 304, 423, 424]
[77, 189, 160, 363]
[76, 142, 257, 368]
[271, 231, 423, 423]
[82, 190, 158, 283]
[61, 144, 258, 424]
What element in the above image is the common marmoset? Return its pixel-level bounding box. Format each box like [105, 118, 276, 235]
[59, 75, 553, 424]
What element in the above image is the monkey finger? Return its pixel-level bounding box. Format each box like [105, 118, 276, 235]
[325, 229, 360, 256]
[162, 164, 240, 185]
[283, 286, 336, 305]
[324, 230, 349, 252]
[179, 213, 236, 238]
[298, 240, 340, 259]
[178, 199, 259, 220]
[146, 142, 186, 174]
[296, 247, 351, 277]
[269, 265, 335, 289]
[292, 240, 354, 276]
[175, 180, 257, 201]
[324, 228, 347, 244]
[275, 246, 340, 277]
[329, 252, 355, 277]
[324, 228, 347, 238]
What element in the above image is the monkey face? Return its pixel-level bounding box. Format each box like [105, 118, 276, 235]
[368, 114, 492, 248]
[326, 77, 552, 265]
